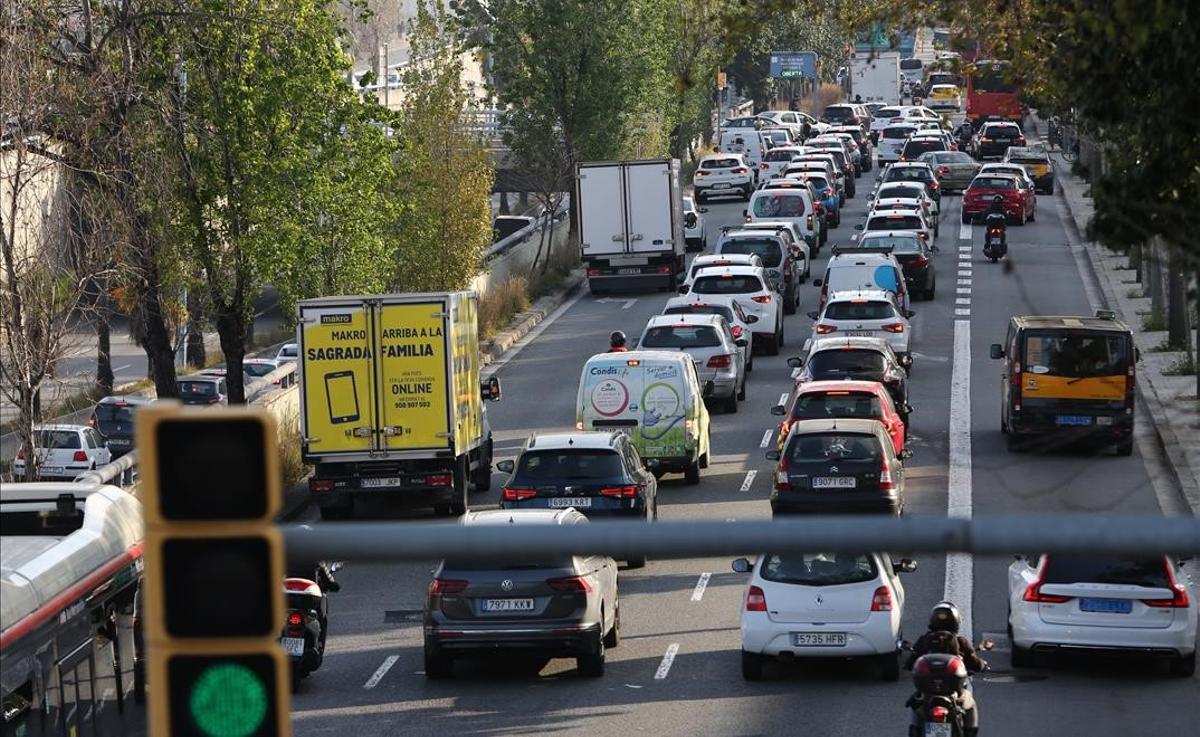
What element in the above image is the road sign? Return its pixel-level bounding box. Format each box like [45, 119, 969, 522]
[769, 51, 818, 79]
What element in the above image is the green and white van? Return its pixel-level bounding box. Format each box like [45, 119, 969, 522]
[576, 351, 712, 484]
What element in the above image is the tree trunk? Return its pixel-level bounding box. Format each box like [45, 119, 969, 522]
[1167, 246, 1188, 349]
[95, 314, 114, 395]
[186, 289, 206, 368]
[216, 308, 249, 404]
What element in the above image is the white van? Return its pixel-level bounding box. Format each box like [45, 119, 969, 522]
[719, 129, 770, 177]
[813, 249, 910, 314]
[576, 351, 713, 484]
[746, 185, 822, 252]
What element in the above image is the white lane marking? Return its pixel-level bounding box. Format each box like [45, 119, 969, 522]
[955, 297, 971, 305]
[364, 655, 399, 689]
[958, 246, 972, 252]
[777, 392, 789, 407]
[956, 287, 972, 294]
[597, 297, 638, 310]
[760, 429, 774, 448]
[482, 288, 587, 377]
[955, 308, 971, 316]
[654, 643, 680, 679]
[957, 279, 972, 286]
[691, 572, 712, 601]
[958, 221, 973, 240]
[740, 470, 757, 492]
[945, 319, 974, 639]
[957, 271, 973, 278]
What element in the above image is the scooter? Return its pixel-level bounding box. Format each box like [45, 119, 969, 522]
[982, 216, 1007, 262]
[906, 653, 974, 737]
[281, 576, 331, 690]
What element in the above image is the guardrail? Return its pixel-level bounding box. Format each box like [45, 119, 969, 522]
[486, 204, 568, 260]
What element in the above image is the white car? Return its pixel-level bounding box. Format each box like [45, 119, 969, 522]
[694, 154, 754, 203]
[756, 110, 826, 140]
[276, 343, 300, 362]
[13, 424, 112, 480]
[877, 122, 919, 165]
[1007, 554, 1197, 676]
[682, 264, 783, 354]
[734, 551, 917, 681]
[662, 296, 758, 372]
[730, 221, 811, 279]
[682, 196, 707, 251]
[868, 106, 910, 144]
[747, 183, 824, 253]
[760, 146, 810, 180]
[869, 197, 939, 238]
[861, 207, 935, 251]
[872, 180, 940, 218]
[684, 253, 762, 285]
[807, 289, 913, 360]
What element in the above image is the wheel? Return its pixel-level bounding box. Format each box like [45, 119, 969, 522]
[1028, 206, 1036, 222]
[450, 457, 469, 515]
[577, 632, 606, 677]
[291, 669, 301, 693]
[725, 394, 739, 413]
[603, 602, 621, 648]
[684, 459, 701, 485]
[424, 649, 453, 679]
[625, 555, 646, 569]
[879, 651, 901, 681]
[961, 211, 971, 224]
[834, 209, 841, 227]
[472, 440, 493, 492]
[737, 380, 746, 402]
[1170, 651, 1196, 677]
[1007, 433, 1028, 453]
[926, 278, 936, 300]
[783, 291, 797, 315]
[988, 254, 998, 263]
[765, 333, 780, 356]
[1115, 438, 1134, 456]
[318, 503, 352, 520]
[700, 450, 709, 469]
[746, 354, 754, 373]
[741, 650, 765, 681]
[695, 192, 705, 204]
[1011, 642, 1034, 668]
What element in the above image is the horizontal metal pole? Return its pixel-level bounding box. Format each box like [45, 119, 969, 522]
[282, 515, 1200, 562]
[75, 450, 138, 485]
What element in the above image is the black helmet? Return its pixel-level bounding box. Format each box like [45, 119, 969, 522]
[928, 600, 962, 633]
[992, 195, 1004, 206]
[610, 330, 627, 348]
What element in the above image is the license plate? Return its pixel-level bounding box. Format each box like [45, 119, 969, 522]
[1080, 597, 1132, 614]
[845, 330, 874, 337]
[924, 725, 953, 737]
[617, 267, 642, 275]
[281, 636, 305, 657]
[1055, 415, 1092, 426]
[792, 632, 847, 647]
[813, 476, 856, 489]
[713, 183, 732, 189]
[1095, 416, 1114, 426]
[41, 467, 65, 475]
[482, 598, 535, 612]
[108, 438, 130, 446]
[549, 497, 591, 508]
[361, 477, 402, 488]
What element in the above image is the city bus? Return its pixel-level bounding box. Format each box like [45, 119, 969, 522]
[1, 483, 144, 737]
[966, 59, 1022, 123]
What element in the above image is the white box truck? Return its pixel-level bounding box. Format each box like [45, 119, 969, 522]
[296, 291, 501, 519]
[576, 159, 686, 294]
[851, 51, 901, 106]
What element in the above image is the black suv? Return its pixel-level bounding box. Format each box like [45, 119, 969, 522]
[90, 395, 152, 457]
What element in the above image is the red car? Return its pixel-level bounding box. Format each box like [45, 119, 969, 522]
[771, 379, 908, 454]
[961, 173, 1036, 224]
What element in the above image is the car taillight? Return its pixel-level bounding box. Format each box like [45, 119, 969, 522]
[751, 295, 772, 304]
[774, 452, 791, 491]
[918, 232, 928, 240]
[745, 585, 768, 612]
[208, 396, 222, 403]
[599, 485, 639, 498]
[287, 612, 303, 627]
[847, 116, 860, 125]
[870, 585, 893, 611]
[1145, 558, 1190, 608]
[732, 167, 749, 174]
[88, 416, 96, 427]
[707, 353, 733, 369]
[815, 324, 837, 334]
[548, 575, 592, 593]
[879, 454, 897, 491]
[760, 163, 769, 170]
[587, 268, 601, 276]
[938, 165, 949, 175]
[1014, 136, 1026, 145]
[1125, 364, 1136, 412]
[806, 214, 813, 229]
[426, 473, 452, 487]
[910, 256, 929, 267]
[429, 578, 469, 595]
[695, 170, 710, 176]
[73, 450, 88, 462]
[930, 705, 950, 722]
[1023, 558, 1072, 603]
[502, 486, 537, 501]
[16, 447, 25, 460]
[310, 478, 335, 492]
[730, 325, 743, 339]
[882, 323, 905, 333]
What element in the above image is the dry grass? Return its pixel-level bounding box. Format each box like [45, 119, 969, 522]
[274, 404, 309, 488]
[532, 246, 581, 298]
[479, 275, 531, 340]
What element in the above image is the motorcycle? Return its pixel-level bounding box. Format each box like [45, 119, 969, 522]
[906, 653, 974, 737]
[281, 566, 340, 690]
[983, 216, 1007, 262]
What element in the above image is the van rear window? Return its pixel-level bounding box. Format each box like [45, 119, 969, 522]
[719, 237, 783, 265]
[867, 215, 922, 231]
[766, 149, 800, 162]
[703, 158, 741, 169]
[1023, 333, 1127, 377]
[883, 127, 917, 140]
[824, 301, 897, 320]
[692, 275, 764, 295]
[642, 325, 723, 349]
[1041, 556, 1169, 588]
[751, 194, 806, 219]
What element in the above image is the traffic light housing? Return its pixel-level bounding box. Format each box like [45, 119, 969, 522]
[138, 404, 291, 737]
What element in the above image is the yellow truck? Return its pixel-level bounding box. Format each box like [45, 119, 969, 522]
[297, 292, 501, 518]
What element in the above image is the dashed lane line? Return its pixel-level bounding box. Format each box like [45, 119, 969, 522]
[945, 319, 974, 639]
[759, 429, 774, 448]
[691, 572, 712, 602]
[654, 644, 680, 679]
[740, 470, 757, 492]
[777, 392, 789, 407]
[364, 655, 399, 689]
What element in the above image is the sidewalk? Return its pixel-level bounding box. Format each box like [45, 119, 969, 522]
[1052, 152, 1200, 512]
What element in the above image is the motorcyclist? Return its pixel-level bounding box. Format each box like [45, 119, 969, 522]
[854, 94, 863, 104]
[608, 330, 628, 352]
[955, 120, 974, 149]
[985, 195, 1008, 240]
[906, 601, 986, 737]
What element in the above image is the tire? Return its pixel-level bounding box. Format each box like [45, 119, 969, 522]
[741, 651, 765, 681]
[626, 555, 646, 569]
[926, 278, 936, 300]
[766, 333, 780, 356]
[684, 459, 701, 485]
[700, 450, 709, 469]
[879, 651, 901, 682]
[603, 602, 621, 648]
[784, 291, 797, 315]
[1007, 433, 1028, 453]
[746, 354, 754, 373]
[577, 632, 606, 677]
[834, 209, 841, 227]
[1115, 438, 1134, 456]
[318, 503, 352, 520]
[472, 440, 493, 493]
[725, 394, 739, 414]
[1028, 206, 1036, 222]
[1010, 642, 1034, 668]
[737, 380, 747, 402]
[1170, 651, 1196, 677]
[450, 457, 469, 515]
[695, 192, 705, 204]
[424, 649, 453, 679]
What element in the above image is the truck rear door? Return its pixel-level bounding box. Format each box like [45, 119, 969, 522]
[298, 301, 375, 455]
[578, 164, 627, 257]
[376, 301, 453, 451]
[625, 161, 681, 256]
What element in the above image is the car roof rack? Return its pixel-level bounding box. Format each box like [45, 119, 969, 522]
[832, 245, 893, 256]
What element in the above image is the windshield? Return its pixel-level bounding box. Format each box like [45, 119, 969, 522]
[764, 131, 790, 145]
[513, 449, 625, 483]
[751, 194, 806, 220]
[33, 430, 81, 449]
[804, 176, 829, 191]
[886, 167, 932, 183]
[692, 275, 763, 295]
[867, 215, 922, 231]
[702, 158, 741, 169]
[1023, 333, 1127, 377]
[882, 126, 917, 140]
[933, 151, 975, 164]
[983, 125, 1021, 137]
[1009, 154, 1049, 165]
[1040, 556, 1169, 588]
[970, 177, 1017, 190]
[878, 184, 925, 199]
[824, 301, 897, 320]
[860, 235, 922, 254]
[178, 380, 218, 397]
[94, 403, 137, 425]
[641, 325, 723, 349]
[664, 304, 734, 323]
[902, 139, 946, 156]
[875, 107, 902, 119]
[766, 149, 799, 162]
[808, 349, 886, 377]
[792, 392, 884, 421]
[822, 106, 854, 121]
[759, 553, 879, 587]
[900, 59, 923, 70]
[244, 362, 276, 377]
[786, 432, 881, 463]
[720, 237, 784, 265]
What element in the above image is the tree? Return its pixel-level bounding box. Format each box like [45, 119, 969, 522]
[391, 0, 494, 292]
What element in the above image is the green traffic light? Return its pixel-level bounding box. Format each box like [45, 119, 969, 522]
[188, 662, 269, 737]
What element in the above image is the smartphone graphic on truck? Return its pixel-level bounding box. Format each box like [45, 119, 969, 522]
[324, 371, 361, 424]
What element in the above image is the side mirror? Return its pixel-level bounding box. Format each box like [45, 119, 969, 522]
[731, 558, 753, 574]
[899, 448, 914, 460]
[700, 207, 709, 213]
[678, 285, 690, 294]
[903, 403, 914, 415]
[806, 311, 819, 320]
[770, 405, 786, 416]
[812, 278, 823, 287]
[495, 459, 515, 473]
[329, 561, 344, 573]
[684, 213, 698, 228]
[853, 224, 864, 231]
[894, 559, 918, 574]
[786, 356, 803, 368]
[900, 354, 914, 369]
[905, 310, 915, 319]
[1134, 347, 1141, 362]
[742, 209, 749, 217]
[989, 343, 1005, 359]
[703, 380, 716, 398]
[735, 338, 749, 348]
[765, 450, 781, 461]
[744, 314, 759, 324]
[482, 376, 503, 402]
[931, 244, 940, 252]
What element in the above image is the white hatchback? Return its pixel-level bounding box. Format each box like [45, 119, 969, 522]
[694, 154, 754, 203]
[12, 424, 112, 480]
[682, 265, 783, 354]
[808, 290, 913, 360]
[1007, 554, 1197, 676]
[734, 551, 917, 681]
[877, 123, 919, 165]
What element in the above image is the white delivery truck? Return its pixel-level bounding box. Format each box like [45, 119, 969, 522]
[296, 291, 501, 519]
[576, 159, 686, 294]
[851, 51, 901, 106]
